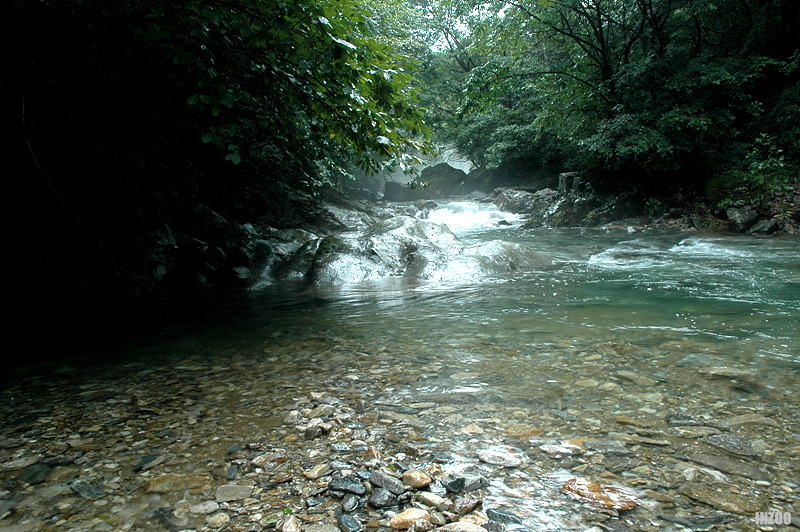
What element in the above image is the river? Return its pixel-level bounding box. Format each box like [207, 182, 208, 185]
[2, 199, 799, 531]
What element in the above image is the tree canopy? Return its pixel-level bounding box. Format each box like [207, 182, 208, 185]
[416, 0, 800, 192]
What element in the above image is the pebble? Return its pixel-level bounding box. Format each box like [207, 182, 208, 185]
[0, 334, 797, 532]
[403, 469, 433, 489]
[216, 483, 254, 502]
[477, 448, 522, 468]
[207, 512, 231, 527]
[390, 508, 430, 529]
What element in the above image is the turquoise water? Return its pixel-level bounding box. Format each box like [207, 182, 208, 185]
[235, 200, 800, 368]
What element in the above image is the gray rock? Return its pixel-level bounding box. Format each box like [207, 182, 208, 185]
[337, 511, 363, 532]
[369, 470, 406, 495]
[726, 207, 759, 232]
[215, 483, 254, 502]
[477, 449, 522, 468]
[749, 218, 779, 234]
[689, 453, 768, 480]
[679, 483, 760, 514]
[583, 440, 632, 455]
[486, 508, 524, 525]
[328, 478, 367, 496]
[700, 433, 762, 457]
[368, 487, 399, 508]
[68, 480, 105, 500]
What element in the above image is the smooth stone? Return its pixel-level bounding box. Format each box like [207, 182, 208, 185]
[337, 511, 363, 532]
[68, 480, 106, 500]
[689, 453, 768, 480]
[390, 508, 430, 529]
[560, 477, 638, 511]
[189, 500, 220, 514]
[678, 483, 760, 514]
[207, 512, 231, 528]
[449, 495, 482, 515]
[441, 475, 466, 493]
[1, 456, 41, 471]
[417, 492, 450, 512]
[370, 470, 406, 495]
[283, 515, 302, 532]
[329, 478, 367, 496]
[486, 508, 523, 525]
[477, 449, 522, 468]
[19, 464, 51, 485]
[700, 433, 762, 457]
[305, 464, 331, 479]
[342, 493, 360, 512]
[215, 483, 254, 502]
[368, 487, 399, 508]
[436, 522, 487, 532]
[583, 440, 631, 455]
[403, 469, 433, 489]
[616, 370, 658, 387]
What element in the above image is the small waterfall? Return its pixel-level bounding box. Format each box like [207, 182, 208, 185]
[417, 200, 523, 235]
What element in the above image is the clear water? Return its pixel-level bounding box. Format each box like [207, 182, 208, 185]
[6, 199, 800, 530]
[226, 199, 800, 367]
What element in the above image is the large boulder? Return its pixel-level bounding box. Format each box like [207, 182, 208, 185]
[494, 188, 559, 216]
[302, 216, 553, 286]
[726, 207, 759, 233]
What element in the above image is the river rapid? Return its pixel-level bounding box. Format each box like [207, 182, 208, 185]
[2, 199, 799, 531]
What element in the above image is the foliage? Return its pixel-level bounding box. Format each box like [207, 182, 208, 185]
[8, 0, 432, 307]
[413, 0, 800, 190]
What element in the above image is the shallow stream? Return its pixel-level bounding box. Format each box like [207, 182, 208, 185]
[2, 200, 799, 531]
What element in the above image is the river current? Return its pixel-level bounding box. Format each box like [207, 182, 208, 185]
[3, 199, 799, 530]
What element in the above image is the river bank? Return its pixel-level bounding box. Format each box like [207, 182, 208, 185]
[2, 209, 799, 531]
[2, 328, 798, 532]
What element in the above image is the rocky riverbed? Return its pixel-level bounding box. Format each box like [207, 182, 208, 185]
[1, 330, 798, 531]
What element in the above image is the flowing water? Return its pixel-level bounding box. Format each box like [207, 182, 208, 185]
[3, 200, 800, 530]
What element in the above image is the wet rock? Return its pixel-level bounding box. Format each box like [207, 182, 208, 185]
[144, 473, 213, 493]
[560, 478, 639, 511]
[329, 478, 367, 496]
[583, 440, 632, 455]
[539, 443, 583, 458]
[700, 433, 762, 457]
[437, 521, 490, 532]
[305, 463, 331, 479]
[463, 475, 489, 492]
[207, 511, 231, 528]
[417, 492, 451, 512]
[477, 448, 522, 468]
[403, 469, 433, 489]
[68, 480, 106, 500]
[18, 463, 50, 485]
[721, 414, 780, 429]
[369, 487, 399, 508]
[390, 508, 430, 529]
[726, 207, 759, 232]
[678, 483, 760, 514]
[342, 493, 360, 512]
[337, 511, 363, 532]
[189, 500, 220, 515]
[486, 508, 523, 525]
[616, 370, 657, 387]
[1, 456, 41, 471]
[215, 483, 254, 502]
[450, 495, 482, 515]
[441, 475, 466, 493]
[689, 453, 768, 480]
[283, 515, 302, 532]
[370, 469, 406, 495]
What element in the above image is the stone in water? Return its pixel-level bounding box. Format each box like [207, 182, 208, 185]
[560, 477, 638, 511]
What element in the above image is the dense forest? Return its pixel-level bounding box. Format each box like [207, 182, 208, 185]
[6, 0, 800, 337]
